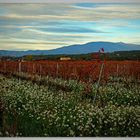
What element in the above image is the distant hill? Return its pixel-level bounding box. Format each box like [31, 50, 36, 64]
[28, 50, 140, 61]
[1, 50, 140, 61]
[0, 41, 140, 57]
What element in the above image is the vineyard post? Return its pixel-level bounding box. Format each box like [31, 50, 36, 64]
[4, 61, 6, 73]
[97, 62, 104, 87]
[40, 64, 42, 76]
[33, 63, 35, 74]
[19, 62, 21, 73]
[117, 64, 119, 77]
[93, 61, 104, 103]
[123, 64, 125, 78]
[74, 66, 77, 80]
[93, 48, 105, 103]
[56, 62, 59, 77]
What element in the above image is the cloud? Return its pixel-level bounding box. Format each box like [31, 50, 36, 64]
[0, 3, 140, 50]
[1, 3, 140, 21]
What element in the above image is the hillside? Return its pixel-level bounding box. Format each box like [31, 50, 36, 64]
[0, 41, 140, 57]
[1, 50, 140, 61]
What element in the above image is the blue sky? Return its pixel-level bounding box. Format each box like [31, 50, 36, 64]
[0, 2, 140, 50]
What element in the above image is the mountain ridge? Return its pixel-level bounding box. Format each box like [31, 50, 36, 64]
[0, 41, 140, 57]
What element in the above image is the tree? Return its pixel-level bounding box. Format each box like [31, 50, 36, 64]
[25, 55, 33, 61]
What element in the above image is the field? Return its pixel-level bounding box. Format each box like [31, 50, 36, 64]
[0, 60, 140, 82]
[0, 60, 140, 136]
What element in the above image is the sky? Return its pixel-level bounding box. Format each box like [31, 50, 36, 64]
[0, 2, 140, 50]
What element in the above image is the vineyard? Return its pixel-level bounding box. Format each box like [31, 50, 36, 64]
[0, 60, 140, 137]
[0, 60, 140, 82]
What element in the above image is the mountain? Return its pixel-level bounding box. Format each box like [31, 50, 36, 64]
[0, 41, 140, 57]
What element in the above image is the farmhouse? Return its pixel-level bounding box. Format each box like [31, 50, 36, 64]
[60, 57, 71, 61]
